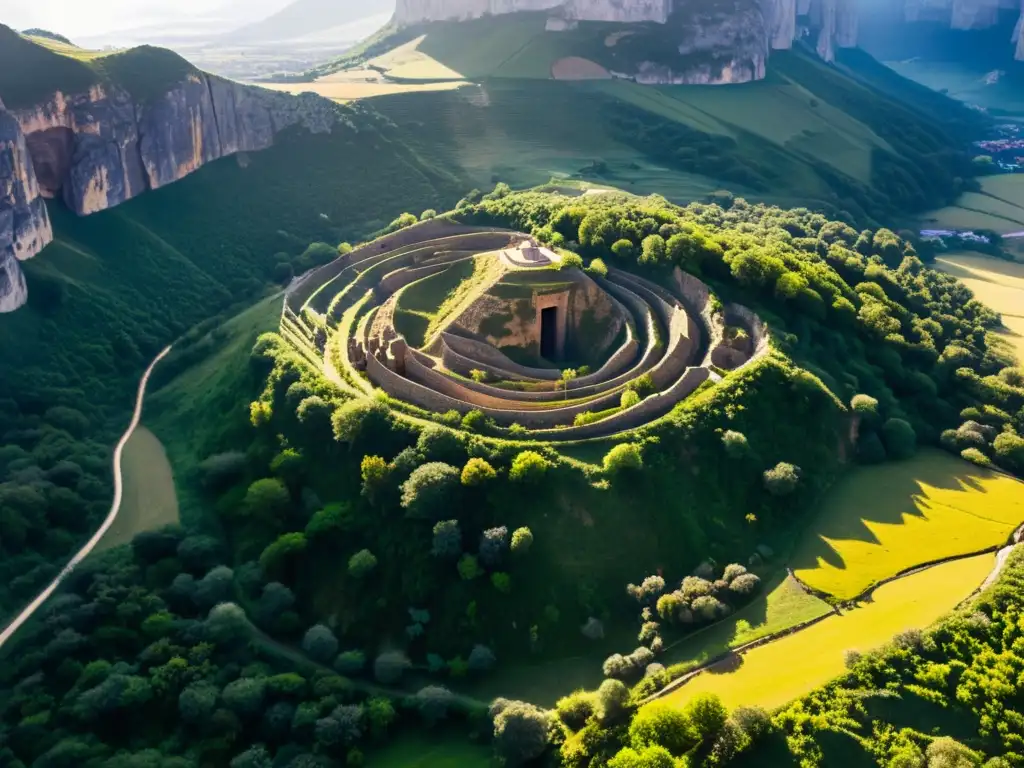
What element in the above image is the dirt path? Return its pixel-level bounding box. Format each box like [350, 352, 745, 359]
[0, 346, 172, 651]
[982, 543, 1019, 591]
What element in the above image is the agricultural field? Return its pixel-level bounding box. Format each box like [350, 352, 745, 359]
[936, 252, 1024, 363]
[791, 450, 1024, 601]
[922, 175, 1024, 235]
[663, 552, 996, 712]
[95, 426, 180, 552]
[256, 76, 467, 102]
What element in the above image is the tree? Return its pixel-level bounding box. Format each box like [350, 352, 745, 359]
[763, 462, 800, 497]
[334, 650, 366, 675]
[206, 603, 249, 645]
[420, 209, 437, 220]
[556, 690, 596, 730]
[348, 549, 378, 578]
[589, 257, 610, 277]
[640, 235, 667, 265]
[461, 457, 497, 487]
[458, 554, 482, 581]
[417, 425, 464, 463]
[629, 701, 694, 755]
[850, 394, 879, 421]
[315, 705, 364, 749]
[431, 519, 462, 558]
[302, 625, 339, 663]
[510, 526, 533, 555]
[510, 451, 550, 483]
[492, 572, 511, 593]
[560, 369, 578, 400]
[468, 644, 497, 672]
[259, 533, 307, 579]
[491, 699, 551, 766]
[195, 565, 235, 609]
[400, 462, 461, 519]
[683, 693, 728, 743]
[366, 696, 396, 739]
[722, 430, 749, 458]
[412, 685, 455, 725]
[729, 573, 761, 598]
[243, 478, 290, 522]
[604, 443, 643, 474]
[179, 683, 219, 725]
[882, 418, 917, 460]
[925, 738, 981, 768]
[994, 431, 1024, 473]
[231, 745, 272, 768]
[360, 455, 390, 501]
[608, 746, 678, 768]
[222, 678, 267, 718]
[177, 535, 222, 572]
[374, 651, 411, 684]
[596, 679, 630, 724]
[479, 526, 509, 566]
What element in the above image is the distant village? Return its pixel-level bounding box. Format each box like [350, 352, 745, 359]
[973, 122, 1024, 172]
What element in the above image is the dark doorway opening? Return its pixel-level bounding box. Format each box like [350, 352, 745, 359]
[541, 306, 558, 360]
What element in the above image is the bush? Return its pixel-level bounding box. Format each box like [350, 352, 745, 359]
[510, 526, 534, 555]
[611, 239, 635, 260]
[417, 425, 463, 464]
[468, 644, 497, 672]
[556, 690, 596, 730]
[728, 573, 761, 598]
[608, 746, 678, 768]
[461, 457, 497, 487]
[457, 554, 482, 581]
[588, 258, 609, 277]
[604, 444, 643, 474]
[596, 679, 630, 724]
[621, 389, 641, 409]
[479, 526, 509, 566]
[302, 625, 339, 664]
[492, 700, 551, 766]
[373, 651, 411, 685]
[683, 693, 728, 743]
[722, 430, 749, 458]
[882, 418, 917, 460]
[400, 462, 461, 519]
[850, 394, 879, 421]
[222, 677, 267, 717]
[334, 651, 366, 675]
[962, 448, 992, 467]
[558, 252, 585, 271]
[462, 410, 487, 432]
[510, 451, 550, 483]
[348, 550, 378, 578]
[994, 431, 1024, 473]
[431, 520, 462, 558]
[763, 462, 800, 497]
[722, 563, 747, 582]
[411, 685, 454, 726]
[491, 572, 511, 593]
[629, 701, 694, 755]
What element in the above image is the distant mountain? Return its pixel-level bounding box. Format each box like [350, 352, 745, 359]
[221, 0, 395, 44]
[21, 28, 72, 45]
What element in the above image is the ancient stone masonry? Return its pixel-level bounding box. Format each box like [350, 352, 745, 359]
[283, 222, 770, 440]
[0, 97, 52, 312]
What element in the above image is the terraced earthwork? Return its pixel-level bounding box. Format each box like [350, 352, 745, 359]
[282, 219, 768, 440]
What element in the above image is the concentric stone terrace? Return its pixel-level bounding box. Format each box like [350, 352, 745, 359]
[282, 219, 768, 439]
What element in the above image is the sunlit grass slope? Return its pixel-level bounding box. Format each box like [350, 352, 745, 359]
[665, 553, 995, 712]
[791, 450, 1024, 601]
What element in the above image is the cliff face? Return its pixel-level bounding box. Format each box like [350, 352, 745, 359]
[394, 0, 671, 24]
[0, 97, 52, 312]
[0, 72, 337, 311]
[903, 0, 1024, 58]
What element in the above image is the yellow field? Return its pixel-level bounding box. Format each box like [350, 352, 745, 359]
[664, 553, 994, 712]
[923, 175, 1024, 235]
[937, 252, 1024, 363]
[97, 426, 180, 551]
[256, 78, 467, 102]
[368, 36, 465, 80]
[791, 450, 1024, 601]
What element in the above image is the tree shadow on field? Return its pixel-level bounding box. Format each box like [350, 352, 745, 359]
[790, 452, 992, 576]
[863, 688, 982, 744]
[703, 651, 744, 675]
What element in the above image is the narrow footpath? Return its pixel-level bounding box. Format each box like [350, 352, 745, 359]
[0, 346, 172, 651]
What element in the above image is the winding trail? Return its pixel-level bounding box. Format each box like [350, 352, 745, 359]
[0, 346, 172, 651]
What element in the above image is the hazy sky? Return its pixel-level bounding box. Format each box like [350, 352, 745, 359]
[0, 0, 289, 38]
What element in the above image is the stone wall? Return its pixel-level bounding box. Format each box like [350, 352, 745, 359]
[442, 332, 564, 381]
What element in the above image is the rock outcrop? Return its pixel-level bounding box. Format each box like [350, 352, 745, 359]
[0, 97, 52, 312]
[394, 0, 671, 24]
[0, 62, 338, 311]
[903, 0, 1024, 58]
[1016, 1, 1024, 59]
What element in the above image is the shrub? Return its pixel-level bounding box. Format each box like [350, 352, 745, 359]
[692, 595, 728, 622]
[611, 239, 635, 260]
[373, 651, 410, 684]
[510, 526, 534, 555]
[763, 462, 800, 497]
[492, 700, 551, 766]
[461, 457, 497, 487]
[468, 644, 497, 672]
[721, 430, 749, 458]
[882, 418, 917, 460]
[416, 425, 463, 464]
[333, 651, 366, 675]
[411, 686, 455, 726]
[347, 549, 378, 578]
[479, 526, 509, 566]
[420, 209, 437, 220]
[558, 252, 585, 271]
[850, 394, 879, 421]
[492, 572, 511, 593]
[458, 554, 482, 581]
[604, 443, 643, 474]
[302, 625, 339, 664]
[994, 431, 1024, 473]
[510, 451, 550, 483]
[596, 678, 630, 724]
[640, 235, 667, 265]
[431, 520, 462, 558]
[621, 389, 641, 409]
[629, 701, 694, 755]
[400, 462, 461, 519]
[332, 399, 391, 444]
[462, 410, 487, 432]
[728, 573, 761, 598]
[588, 258, 609, 277]
[722, 563, 747, 582]
[243, 478, 291, 522]
[732, 706, 771, 742]
[556, 690, 596, 730]
[962, 448, 992, 468]
[608, 746, 677, 768]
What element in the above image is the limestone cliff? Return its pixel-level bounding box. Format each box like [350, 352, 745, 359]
[1017, 1, 1024, 58]
[902, 0, 1024, 58]
[394, 0, 671, 24]
[0, 97, 52, 312]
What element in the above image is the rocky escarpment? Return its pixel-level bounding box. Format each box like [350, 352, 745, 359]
[394, 0, 672, 24]
[903, 0, 1024, 59]
[0, 97, 52, 312]
[0, 68, 338, 311]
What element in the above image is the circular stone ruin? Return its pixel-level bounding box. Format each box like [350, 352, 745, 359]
[282, 220, 768, 440]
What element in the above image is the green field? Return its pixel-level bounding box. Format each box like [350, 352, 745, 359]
[663, 552, 995, 712]
[923, 175, 1024, 235]
[937, 251, 1024, 363]
[365, 732, 492, 767]
[394, 258, 477, 346]
[147, 295, 283, 522]
[97, 426, 180, 552]
[791, 450, 1024, 601]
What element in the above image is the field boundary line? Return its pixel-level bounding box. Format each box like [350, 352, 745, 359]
[0, 346, 172, 652]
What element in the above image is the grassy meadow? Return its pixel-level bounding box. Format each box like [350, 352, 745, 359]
[923, 175, 1024, 235]
[663, 552, 995, 712]
[936, 251, 1024, 363]
[96, 426, 180, 552]
[791, 450, 1024, 601]
[394, 258, 477, 347]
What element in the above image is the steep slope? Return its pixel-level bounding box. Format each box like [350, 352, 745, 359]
[0, 26, 339, 311]
[221, 0, 395, 42]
